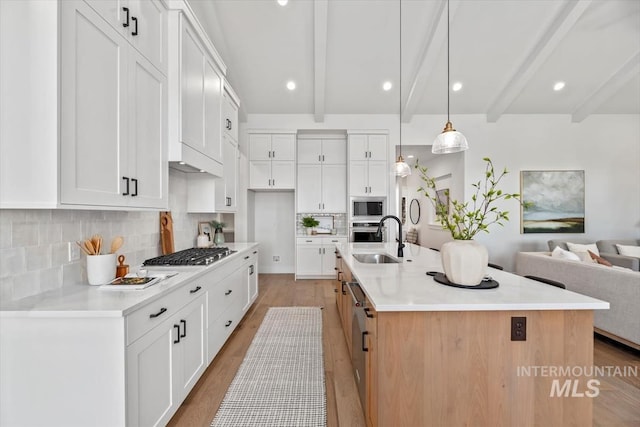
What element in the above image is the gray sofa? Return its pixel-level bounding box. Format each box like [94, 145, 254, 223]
[516, 251, 640, 349]
[547, 239, 640, 271]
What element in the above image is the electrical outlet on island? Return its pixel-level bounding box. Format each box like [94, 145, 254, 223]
[68, 242, 80, 262]
[273, 255, 280, 262]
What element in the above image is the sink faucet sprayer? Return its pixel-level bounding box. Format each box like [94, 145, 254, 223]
[376, 215, 404, 258]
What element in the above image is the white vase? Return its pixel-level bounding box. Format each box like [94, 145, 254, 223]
[306, 228, 313, 235]
[440, 240, 488, 286]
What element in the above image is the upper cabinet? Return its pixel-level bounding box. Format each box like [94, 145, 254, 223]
[0, 0, 168, 210]
[348, 133, 388, 197]
[167, 12, 224, 176]
[248, 132, 296, 190]
[222, 84, 239, 143]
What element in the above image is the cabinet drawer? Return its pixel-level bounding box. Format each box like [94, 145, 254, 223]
[207, 274, 241, 323]
[297, 237, 323, 245]
[126, 279, 204, 345]
[207, 294, 245, 362]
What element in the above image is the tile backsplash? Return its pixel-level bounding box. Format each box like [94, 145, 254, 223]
[0, 169, 226, 301]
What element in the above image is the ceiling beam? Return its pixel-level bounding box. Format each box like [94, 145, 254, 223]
[485, 0, 592, 123]
[571, 51, 640, 122]
[402, 0, 448, 123]
[314, 0, 328, 123]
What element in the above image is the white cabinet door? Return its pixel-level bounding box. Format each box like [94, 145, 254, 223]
[349, 161, 369, 197]
[60, 1, 128, 207]
[322, 139, 346, 164]
[367, 161, 388, 197]
[215, 135, 237, 211]
[249, 134, 272, 161]
[271, 161, 295, 189]
[296, 245, 322, 276]
[128, 48, 167, 208]
[247, 256, 258, 309]
[204, 58, 222, 163]
[128, 0, 166, 72]
[297, 139, 322, 164]
[367, 134, 388, 161]
[321, 245, 338, 276]
[297, 164, 322, 212]
[180, 21, 204, 153]
[249, 161, 271, 189]
[322, 164, 347, 212]
[175, 296, 206, 400]
[271, 134, 295, 160]
[126, 321, 175, 427]
[348, 135, 368, 161]
[222, 89, 239, 142]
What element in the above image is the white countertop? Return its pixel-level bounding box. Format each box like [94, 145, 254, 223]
[337, 242, 610, 312]
[0, 243, 259, 318]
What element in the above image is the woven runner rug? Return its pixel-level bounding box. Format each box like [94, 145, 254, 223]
[211, 307, 326, 427]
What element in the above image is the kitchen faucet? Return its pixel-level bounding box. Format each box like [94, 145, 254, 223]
[376, 215, 404, 258]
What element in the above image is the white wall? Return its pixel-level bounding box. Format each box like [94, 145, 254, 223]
[252, 192, 295, 273]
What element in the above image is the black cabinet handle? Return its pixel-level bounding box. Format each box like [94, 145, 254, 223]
[173, 324, 180, 343]
[225, 320, 232, 327]
[122, 7, 130, 27]
[131, 178, 138, 197]
[225, 290, 232, 295]
[341, 281, 347, 295]
[189, 285, 201, 294]
[149, 307, 167, 318]
[362, 331, 369, 352]
[180, 319, 186, 338]
[228, 120, 232, 130]
[244, 255, 250, 260]
[253, 251, 257, 254]
[131, 16, 138, 36]
[122, 176, 129, 196]
[364, 307, 374, 318]
[249, 265, 254, 275]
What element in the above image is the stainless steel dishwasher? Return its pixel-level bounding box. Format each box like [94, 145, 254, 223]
[346, 281, 367, 411]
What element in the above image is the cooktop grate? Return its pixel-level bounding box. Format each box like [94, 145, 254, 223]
[143, 247, 235, 266]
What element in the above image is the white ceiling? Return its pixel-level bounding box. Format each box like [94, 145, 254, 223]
[188, 0, 640, 123]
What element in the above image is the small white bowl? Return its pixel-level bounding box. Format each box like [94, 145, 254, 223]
[137, 269, 148, 278]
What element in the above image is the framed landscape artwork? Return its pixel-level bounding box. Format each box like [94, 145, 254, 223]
[520, 170, 585, 234]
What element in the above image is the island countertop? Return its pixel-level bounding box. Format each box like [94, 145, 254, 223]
[336, 242, 609, 312]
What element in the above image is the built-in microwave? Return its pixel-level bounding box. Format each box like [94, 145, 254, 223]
[351, 198, 385, 218]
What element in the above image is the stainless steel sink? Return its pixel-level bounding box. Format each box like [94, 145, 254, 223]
[352, 253, 400, 264]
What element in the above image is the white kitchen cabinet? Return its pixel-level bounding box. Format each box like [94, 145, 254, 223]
[297, 138, 346, 164]
[348, 133, 388, 197]
[84, 0, 167, 73]
[214, 134, 238, 211]
[223, 84, 239, 142]
[296, 237, 347, 279]
[60, 0, 168, 209]
[297, 164, 346, 213]
[248, 132, 296, 189]
[247, 250, 259, 310]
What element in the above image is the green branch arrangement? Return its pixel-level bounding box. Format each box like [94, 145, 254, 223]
[210, 220, 226, 230]
[416, 157, 526, 240]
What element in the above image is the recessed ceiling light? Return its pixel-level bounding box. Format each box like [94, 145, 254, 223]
[286, 81, 296, 91]
[406, 154, 415, 159]
[179, 161, 185, 165]
[553, 81, 566, 91]
[277, 0, 288, 6]
[199, 169, 205, 173]
[452, 82, 463, 92]
[382, 81, 392, 91]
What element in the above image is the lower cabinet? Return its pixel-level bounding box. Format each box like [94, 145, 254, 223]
[126, 295, 206, 427]
[296, 237, 347, 279]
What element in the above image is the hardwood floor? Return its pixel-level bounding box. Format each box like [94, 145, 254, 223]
[168, 274, 639, 427]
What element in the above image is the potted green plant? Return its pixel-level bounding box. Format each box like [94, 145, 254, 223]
[416, 157, 523, 285]
[210, 220, 226, 245]
[301, 216, 320, 235]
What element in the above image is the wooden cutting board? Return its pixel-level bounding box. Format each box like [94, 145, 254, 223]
[160, 211, 175, 255]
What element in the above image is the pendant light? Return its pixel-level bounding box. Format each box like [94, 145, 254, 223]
[395, 0, 412, 177]
[432, 0, 468, 154]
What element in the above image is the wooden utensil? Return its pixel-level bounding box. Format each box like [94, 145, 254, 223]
[76, 241, 92, 256]
[160, 212, 175, 255]
[84, 240, 96, 255]
[116, 255, 129, 278]
[110, 236, 124, 254]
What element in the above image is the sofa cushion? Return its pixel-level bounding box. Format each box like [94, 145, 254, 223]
[551, 246, 581, 261]
[588, 250, 612, 267]
[596, 239, 640, 254]
[566, 242, 599, 256]
[616, 244, 640, 258]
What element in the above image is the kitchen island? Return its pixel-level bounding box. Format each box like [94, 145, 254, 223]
[0, 243, 259, 427]
[335, 242, 609, 427]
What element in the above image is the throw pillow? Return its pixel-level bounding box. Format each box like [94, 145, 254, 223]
[616, 244, 640, 258]
[551, 246, 581, 261]
[566, 242, 599, 256]
[588, 250, 612, 267]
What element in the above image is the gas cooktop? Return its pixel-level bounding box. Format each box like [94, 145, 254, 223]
[143, 247, 235, 266]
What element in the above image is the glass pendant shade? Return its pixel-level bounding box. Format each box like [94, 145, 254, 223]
[395, 156, 412, 177]
[432, 121, 468, 154]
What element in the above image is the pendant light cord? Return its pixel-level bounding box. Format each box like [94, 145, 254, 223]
[399, 0, 402, 158]
[447, 0, 450, 122]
